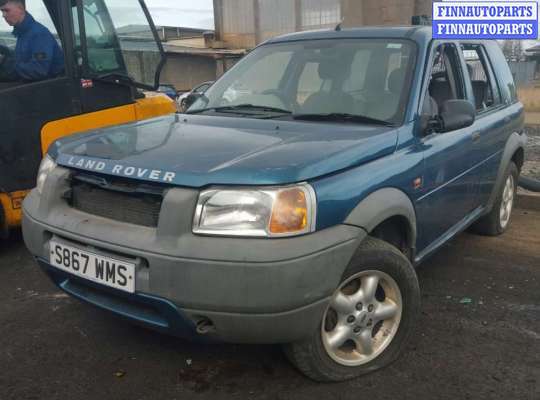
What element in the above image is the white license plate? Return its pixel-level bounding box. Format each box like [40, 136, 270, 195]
[49, 240, 136, 293]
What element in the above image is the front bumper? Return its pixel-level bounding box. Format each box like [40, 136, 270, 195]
[36, 257, 335, 343]
[22, 169, 365, 343]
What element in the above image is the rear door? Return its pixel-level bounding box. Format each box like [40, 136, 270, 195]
[459, 42, 510, 208]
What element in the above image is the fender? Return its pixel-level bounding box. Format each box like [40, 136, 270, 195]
[344, 188, 417, 252]
[485, 131, 527, 213]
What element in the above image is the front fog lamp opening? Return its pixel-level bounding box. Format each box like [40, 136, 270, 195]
[193, 184, 316, 238]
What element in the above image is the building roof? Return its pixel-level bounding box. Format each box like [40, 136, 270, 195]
[525, 43, 540, 54]
[164, 38, 246, 57]
[117, 25, 210, 35]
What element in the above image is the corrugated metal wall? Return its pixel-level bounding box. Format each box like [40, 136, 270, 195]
[508, 61, 537, 87]
[259, 0, 296, 41]
[215, 0, 433, 49]
[300, 0, 342, 29]
[363, 0, 415, 25]
[221, 0, 256, 49]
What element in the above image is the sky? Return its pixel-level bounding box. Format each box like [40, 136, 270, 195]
[145, 0, 215, 29]
[0, 0, 215, 34]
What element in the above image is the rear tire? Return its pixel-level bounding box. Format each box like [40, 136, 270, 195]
[283, 237, 420, 382]
[471, 162, 518, 236]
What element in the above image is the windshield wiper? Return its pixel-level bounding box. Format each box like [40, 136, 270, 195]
[292, 113, 395, 127]
[187, 104, 292, 116]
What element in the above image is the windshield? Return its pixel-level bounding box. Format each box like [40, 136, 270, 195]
[189, 39, 415, 125]
[73, 0, 163, 89]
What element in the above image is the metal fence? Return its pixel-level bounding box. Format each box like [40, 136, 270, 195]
[508, 61, 537, 87]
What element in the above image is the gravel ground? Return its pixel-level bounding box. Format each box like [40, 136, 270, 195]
[1, 208, 539, 400]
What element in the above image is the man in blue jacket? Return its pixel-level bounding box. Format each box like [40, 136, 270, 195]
[0, 0, 64, 81]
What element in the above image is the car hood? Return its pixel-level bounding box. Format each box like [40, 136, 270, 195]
[51, 114, 399, 188]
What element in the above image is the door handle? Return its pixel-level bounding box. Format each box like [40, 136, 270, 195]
[471, 131, 481, 142]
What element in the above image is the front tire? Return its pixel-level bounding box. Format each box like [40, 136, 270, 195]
[472, 162, 518, 236]
[284, 237, 420, 382]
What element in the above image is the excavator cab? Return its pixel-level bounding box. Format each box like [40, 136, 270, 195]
[0, 0, 176, 236]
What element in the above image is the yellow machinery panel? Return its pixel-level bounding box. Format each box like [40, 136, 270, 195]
[41, 94, 176, 155]
[3, 94, 176, 232]
[0, 190, 27, 232]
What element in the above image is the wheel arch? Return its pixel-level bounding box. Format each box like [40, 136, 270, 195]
[511, 146, 525, 172]
[485, 131, 527, 213]
[344, 188, 417, 259]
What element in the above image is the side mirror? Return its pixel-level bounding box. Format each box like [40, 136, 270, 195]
[185, 92, 202, 109]
[439, 99, 475, 133]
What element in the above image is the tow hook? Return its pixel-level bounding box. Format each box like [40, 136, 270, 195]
[195, 317, 216, 335]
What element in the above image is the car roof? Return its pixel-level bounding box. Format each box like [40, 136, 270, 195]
[264, 26, 433, 46]
[263, 26, 496, 51]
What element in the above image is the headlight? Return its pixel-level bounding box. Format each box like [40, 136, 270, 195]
[193, 184, 317, 237]
[36, 155, 57, 195]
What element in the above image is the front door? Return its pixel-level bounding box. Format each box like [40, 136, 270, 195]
[415, 42, 479, 255]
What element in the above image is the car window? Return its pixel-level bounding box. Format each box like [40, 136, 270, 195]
[297, 62, 324, 105]
[196, 83, 210, 93]
[192, 39, 415, 125]
[461, 44, 500, 112]
[343, 49, 371, 93]
[424, 43, 466, 118]
[220, 50, 293, 105]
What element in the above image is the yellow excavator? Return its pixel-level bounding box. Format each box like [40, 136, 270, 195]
[0, 0, 176, 236]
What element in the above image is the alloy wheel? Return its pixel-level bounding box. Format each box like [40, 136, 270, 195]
[499, 174, 515, 229]
[321, 270, 403, 366]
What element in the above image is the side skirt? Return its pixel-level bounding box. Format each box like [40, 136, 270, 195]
[414, 206, 485, 266]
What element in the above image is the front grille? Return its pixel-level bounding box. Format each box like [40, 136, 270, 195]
[69, 174, 164, 227]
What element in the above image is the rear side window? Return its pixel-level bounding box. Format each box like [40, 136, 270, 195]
[461, 44, 501, 112]
[485, 45, 517, 104]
